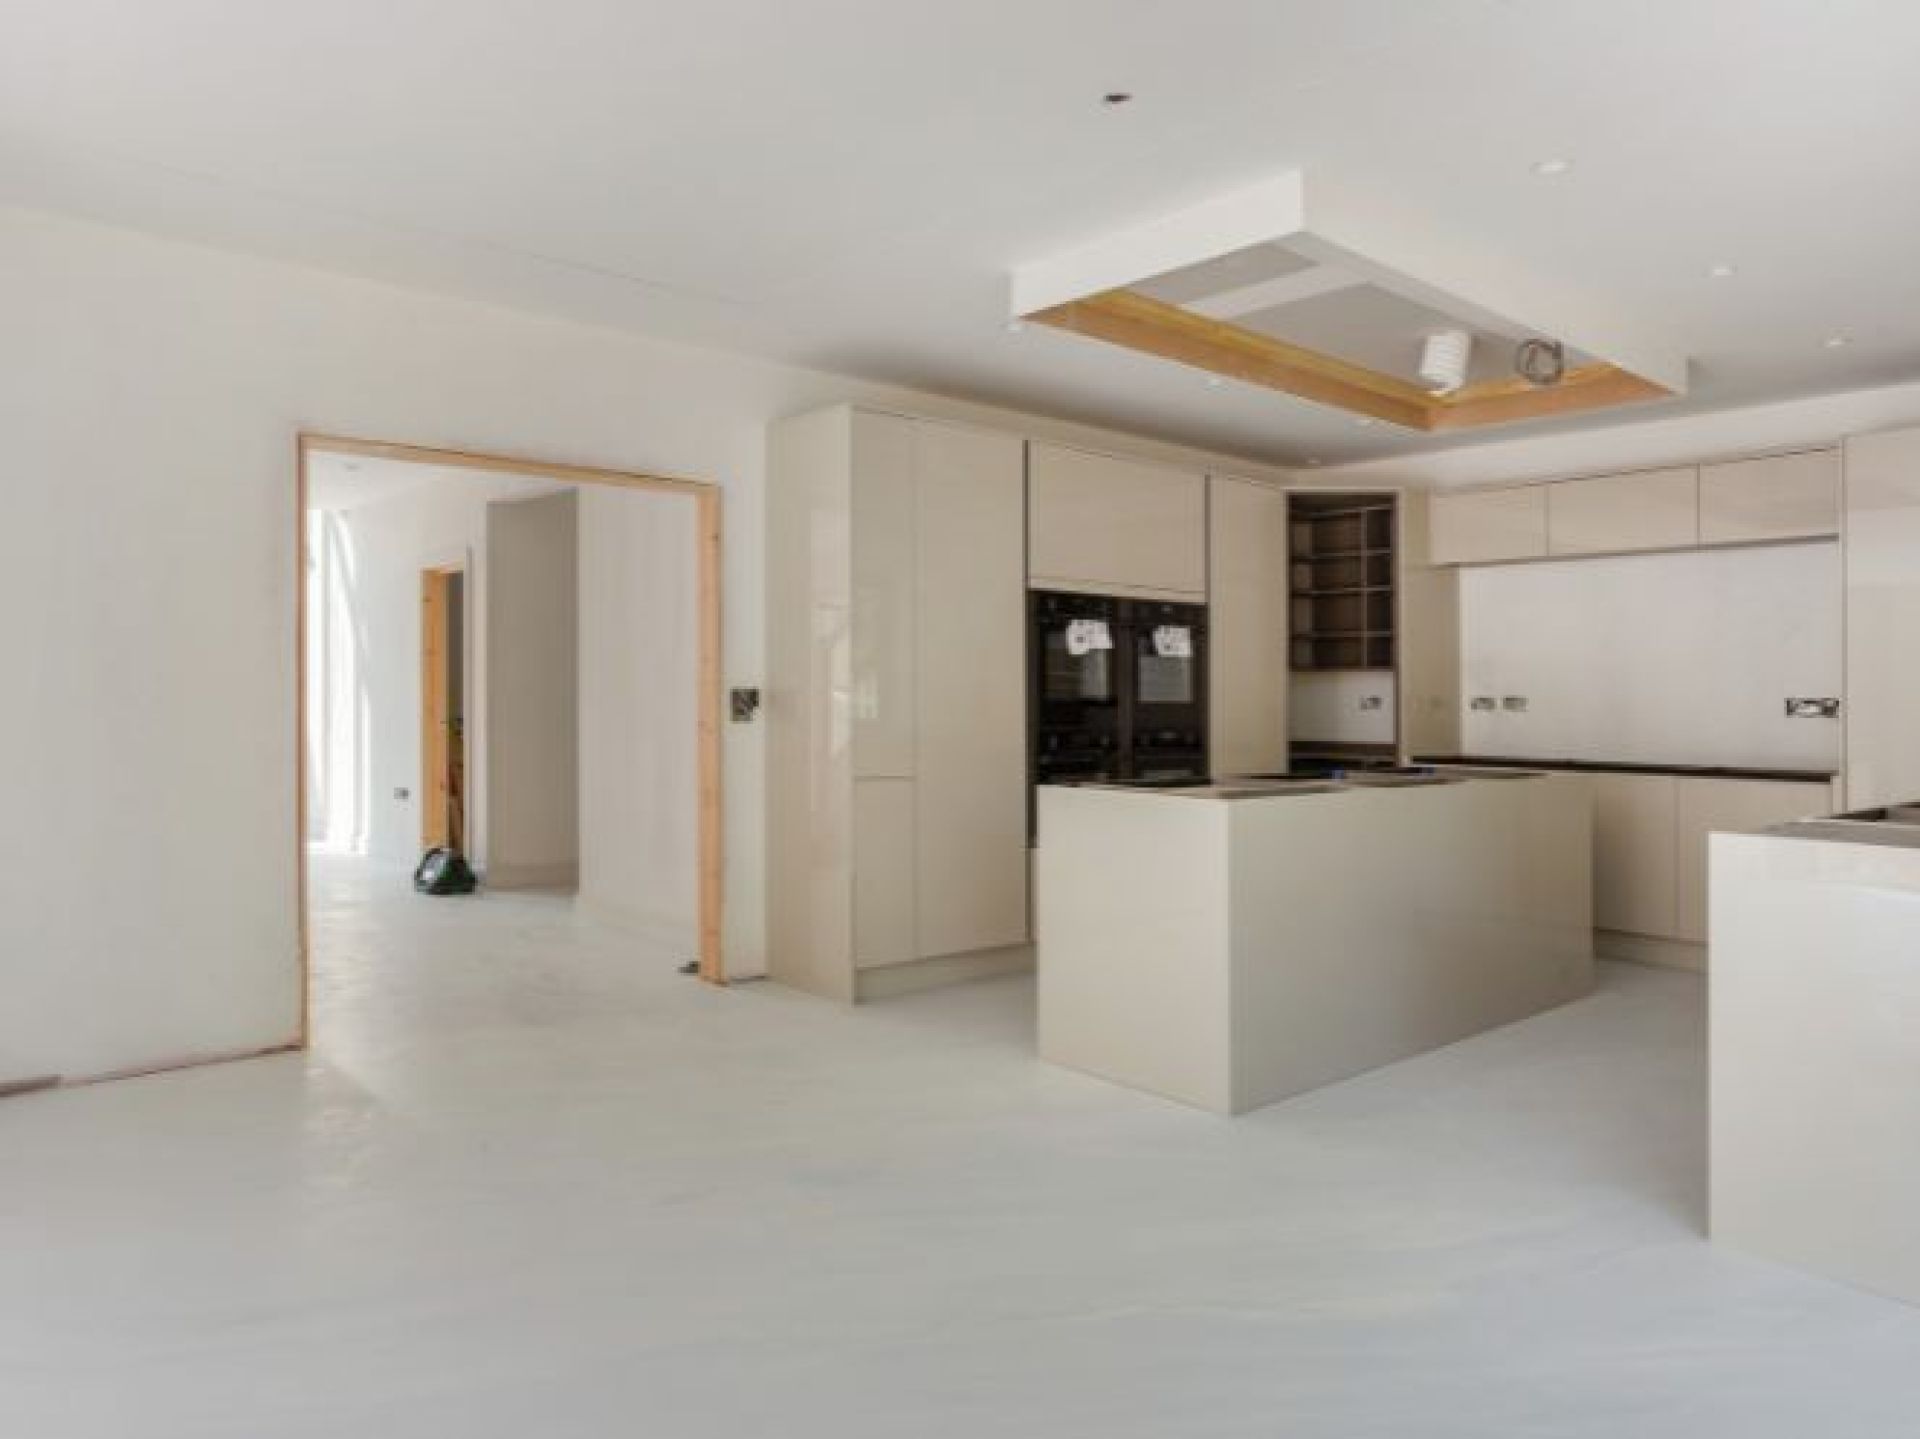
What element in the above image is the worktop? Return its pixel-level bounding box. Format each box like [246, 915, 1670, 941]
[1035, 771, 1594, 1115]
[1416, 754, 1838, 785]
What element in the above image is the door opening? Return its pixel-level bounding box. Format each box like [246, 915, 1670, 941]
[419, 564, 467, 852]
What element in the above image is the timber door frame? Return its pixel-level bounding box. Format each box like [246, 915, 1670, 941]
[296, 433, 728, 1048]
[419, 562, 465, 851]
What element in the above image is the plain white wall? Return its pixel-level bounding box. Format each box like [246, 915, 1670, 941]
[577, 487, 699, 944]
[1459, 542, 1843, 771]
[486, 489, 579, 888]
[1290, 672, 1397, 746]
[0, 204, 1301, 1084]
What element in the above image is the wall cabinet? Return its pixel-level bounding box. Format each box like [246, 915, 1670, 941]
[768, 407, 1029, 1000]
[1699, 449, 1839, 544]
[1207, 477, 1290, 774]
[1428, 486, 1547, 565]
[1673, 777, 1832, 942]
[1028, 442, 1206, 597]
[1547, 466, 1698, 556]
[1843, 425, 1920, 810]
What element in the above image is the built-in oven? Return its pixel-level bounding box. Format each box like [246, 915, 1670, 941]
[1126, 598, 1208, 783]
[1030, 591, 1124, 790]
[1029, 591, 1210, 831]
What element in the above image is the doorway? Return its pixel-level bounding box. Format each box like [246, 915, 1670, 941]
[296, 435, 727, 1050]
[420, 564, 467, 851]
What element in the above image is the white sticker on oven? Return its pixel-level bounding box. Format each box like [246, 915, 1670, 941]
[1152, 624, 1192, 659]
[1065, 618, 1114, 657]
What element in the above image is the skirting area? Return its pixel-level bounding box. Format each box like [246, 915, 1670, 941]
[3, 854, 1919, 1436]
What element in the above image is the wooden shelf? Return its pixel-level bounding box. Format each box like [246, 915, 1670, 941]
[1288, 492, 1398, 677]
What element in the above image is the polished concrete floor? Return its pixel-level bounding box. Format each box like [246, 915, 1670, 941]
[6, 855, 1920, 1437]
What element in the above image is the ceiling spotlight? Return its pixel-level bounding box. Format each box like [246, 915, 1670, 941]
[1514, 337, 1567, 388]
[1824, 333, 1854, 349]
[1531, 157, 1572, 177]
[1707, 262, 1738, 279]
[1418, 329, 1473, 395]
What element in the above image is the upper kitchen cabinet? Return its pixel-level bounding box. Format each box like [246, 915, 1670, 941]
[1698, 449, 1840, 544]
[1428, 486, 1547, 565]
[1208, 477, 1290, 774]
[1547, 466, 1699, 556]
[1028, 442, 1206, 598]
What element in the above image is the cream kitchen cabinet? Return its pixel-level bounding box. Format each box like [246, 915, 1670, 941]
[1427, 486, 1547, 565]
[1698, 449, 1840, 545]
[1207, 477, 1290, 774]
[1674, 776, 1833, 943]
[1590, 771, 1679, 938]
[1547, 466, 1699, 556]
[1028, 442, 1206, 598]
[1844, 425, 1920, 810]
[768, 406, 1030, 1001]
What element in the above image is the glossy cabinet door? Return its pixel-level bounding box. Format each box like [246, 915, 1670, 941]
[1547, 466, 1699, 555]
[1844, 425, 1920, 809]
[1428, 486, 1547, 565]
[1028, 442, 1206, 597]
[1590, 771, 1679, 937]
[852, 778, 916, 969]
[1208, 477, 1290, 774]
[913, 421, 1030, 957]
[849, 411, 917, 778]
[1674, 777, 1834, 943]
[1699, 449, 1840, 544]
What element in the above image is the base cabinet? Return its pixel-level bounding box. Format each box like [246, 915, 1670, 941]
[1674, 777, 1833, 942]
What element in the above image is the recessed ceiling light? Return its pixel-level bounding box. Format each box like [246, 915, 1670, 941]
[1824, 332, 1854, 349]
[1706, 262, 1738, 279]
[1531, 157, 1572, 177]
[1004, 319, 1026, 334]
[1304, 458, 1323, 468]
[1353, 417, 1377, 428]
[1102, 91, 1134, 106]
[1205, 375, 1226, 388]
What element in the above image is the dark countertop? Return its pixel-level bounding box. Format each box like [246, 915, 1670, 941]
[1415, 755, 1839, 786]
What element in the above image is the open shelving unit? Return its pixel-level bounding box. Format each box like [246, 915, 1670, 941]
[1288, 494, 1396, 673]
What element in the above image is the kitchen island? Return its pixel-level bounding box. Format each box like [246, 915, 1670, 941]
[1036, 770, 1594, 1115]
[1711, 805, 1920, 1308]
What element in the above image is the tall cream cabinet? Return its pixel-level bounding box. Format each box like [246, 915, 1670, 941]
[1207, 477, 1290, 774]
[1844, 425, 1920, 810]
[767, 406, 1030, 1001]
[1028, 442, 1206, 598]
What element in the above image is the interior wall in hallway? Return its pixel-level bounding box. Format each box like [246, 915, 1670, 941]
[576, 487, 699, 947]
[486, 490, 580, 889]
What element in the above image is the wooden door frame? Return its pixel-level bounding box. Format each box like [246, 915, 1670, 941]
[296, 433, 728, 1048]
[419, 562, 465, 851]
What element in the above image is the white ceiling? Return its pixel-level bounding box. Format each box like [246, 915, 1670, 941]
[7, 0, 1920, 466]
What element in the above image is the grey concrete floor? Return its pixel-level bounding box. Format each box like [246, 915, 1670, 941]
[4, 853, 1920, 1437]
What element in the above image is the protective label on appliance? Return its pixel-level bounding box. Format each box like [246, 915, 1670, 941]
[1065, 618, 1113, 656]
[1151, 624, 1193, 659]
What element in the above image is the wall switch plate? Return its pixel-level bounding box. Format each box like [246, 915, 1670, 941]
[1501, 696, 1529, 713]
[730, 687, 762, 723]
[1358, 695, 1385, 711]
[1785, 697, 1841, 719]
[1470, 696, 1497, 712]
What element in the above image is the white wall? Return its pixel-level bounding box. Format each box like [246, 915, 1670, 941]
[486, 490, 579, 888]
[0, 204, 1301, 1084]
[1459, 543, 1842, 771]
[1290, 672, 1397, 747]
[577, 488, 699, 944]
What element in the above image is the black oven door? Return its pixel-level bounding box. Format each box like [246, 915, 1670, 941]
[1030, 591, 1122, 786]
[1125, 599, 1208, 782]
